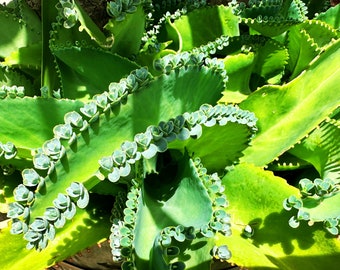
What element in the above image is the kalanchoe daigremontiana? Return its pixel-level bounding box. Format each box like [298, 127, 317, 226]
[33, 152, 52, 171]
[24, 217, 56, 250]
[143, 156, 233, 268]
[53, 123, 74, 140]
[324, 218, 340, 236]
[66, 182, 90, 208]
[107, 0, 142, 21]
[110, 183, 140, 264]
[64, 111, 88, 131]
[192, 35, 230, 56]
[42, 138, 65, 160]
[56, 0, 79, 28]
[9, 182, 90, 250]
[97, 103, 257, 183]
[1, 1, 339, 269]
[7, 202, 30, 221]
[229, 0, 308, 37]
[141, 0, 208, 54]
[13, 184, 35, 204]
[80, 101, 98, 119]
[284, 177, 340, 231]
[22, 169, 43, 187]
[283, 194, 303, 211]
[211, 245, 232, 261]
[0, 85, 25, 99]
[0, 141, 17, 160]
[154, 52, 218, 74]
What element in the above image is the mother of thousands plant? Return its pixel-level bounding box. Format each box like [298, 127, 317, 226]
[0, 0, 339, 269]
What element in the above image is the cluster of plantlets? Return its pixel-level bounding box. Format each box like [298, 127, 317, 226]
[0, 0, 339, 269]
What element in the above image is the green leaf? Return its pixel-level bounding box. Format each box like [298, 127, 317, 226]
[0, 9, 41, 58]
[170, 115, 256, 173]
[220, 37, 288, 104]
[163, 5, 239, 52]
[289, 119, 340, 183]
[0, 97, 83, 149]
[218, 163, 340, 269]
[73, 0, 108, 46]
[18, 0, 42, 33]
[53, 46, 139, 100]
[3, 43, 42, 70]
[134, 154, 213, 269]
[300, 191, 340, 222]
[104, 6, 145, 57]
[316, 5, 340, 30]
[23, 65, 225, 236]
[221, 52, 254, 102]
[41, 0, 60, 94]
[0, 194, 112, 270]
[0, 171, 22, 213]
[239, 0, 307, 37]
[286, 19, 338, 80]
[301, 20, 339, 49]
[0, 66, 37, 95]
[286, 25, 320, 79]
[239, 39, 340, 166]
[252, 39, 289, 85]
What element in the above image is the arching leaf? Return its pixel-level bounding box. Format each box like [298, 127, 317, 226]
[0, 9, 41, 58]
[0, 97, 83, 149]
[134, 154, 213, 269]
[160, 5, 239, 52]
[219, 163, 340, 269]
[0, 194, 112, 270]
[239, 39, 340, 166]
[18, 64, 226, 237]
[289, 119, 340, 183]
[52, 46, 139, 100]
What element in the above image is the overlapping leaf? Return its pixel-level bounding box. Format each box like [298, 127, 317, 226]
[218, 163, 340, 270]
[0, 97, 83, 149]
[239, 39, 340, 166]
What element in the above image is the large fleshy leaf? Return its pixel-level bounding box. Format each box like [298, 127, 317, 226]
[1, 0, 42, 69]
[0, 7, 41, 58]
[0, 171, 22, 213]
[251, 39, 288, 85]
[220, 37, 289, 104]
[218, 163, 340, 269]
[301, 20, 338, 48]
[0, 66, 37, 95]
[287, 19, 338, 79]
[73, 0, 108, 45]
[238, 0, 307, 37]
[161, 5, 239, 52]
[170, 119, 256, 173]
[286, 24, 319, 79]
[104, 6, 145, 57]
[52, 46, 139, 100]
[294, 187, 340, 223]
[0, 194, 112, 270]
[316, 5, 340, 30]
[221, 52, 254, 103]
[134, 154, 214, 269]
[41, 0, 60, 94]
[289, 119, 340, 183]
[0, 97, 83, 149]
[3, 44, 42, 70]
[239, 39, 340, 166]
[23, 65, 225, 232]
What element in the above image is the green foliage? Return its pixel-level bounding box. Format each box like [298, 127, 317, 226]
[0, 0, 339, 269]
[220, 163, 340, 269]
